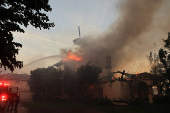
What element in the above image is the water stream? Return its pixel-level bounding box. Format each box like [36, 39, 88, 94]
[1, 55, 62, 80]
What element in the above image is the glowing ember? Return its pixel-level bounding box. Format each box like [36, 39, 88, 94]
[67, 51, 82, 61]
[135, 72, 138, 76]
[62, 59, 67, 62]
[63, 59, 67, 61]
[103, 80, 108, 83]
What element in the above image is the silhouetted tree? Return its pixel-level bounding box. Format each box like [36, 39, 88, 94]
[147, 52, 163, 75]
[29, 67, 62, 101]
[0, 0, 54, 71]
[76, 62, 102, 99]
[159, 32, 170, 95]
[29, 63, 102, 101]
[62, 69, 77, 98]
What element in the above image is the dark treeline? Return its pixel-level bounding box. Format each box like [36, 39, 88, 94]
[158, 33, 170, 96]
[29, 62, 102, 101]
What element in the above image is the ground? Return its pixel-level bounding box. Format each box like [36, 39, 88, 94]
[1, 101, 170, 113]
[1, 103, 27, 113]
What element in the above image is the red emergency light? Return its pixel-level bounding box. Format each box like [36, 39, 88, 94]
[0, 83, 9, 86]
[1, 95, 7, 101]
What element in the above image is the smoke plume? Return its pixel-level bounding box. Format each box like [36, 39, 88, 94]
[62, 0, 166, 72]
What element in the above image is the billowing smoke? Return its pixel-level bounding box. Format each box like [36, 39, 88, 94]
[61, 0, 166, 72]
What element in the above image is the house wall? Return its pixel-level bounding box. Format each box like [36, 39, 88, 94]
[92, 81, 131, 101]
[20, 91, 32, 100]
[120, 81, 132, 100]
[20, 80, 30, 90]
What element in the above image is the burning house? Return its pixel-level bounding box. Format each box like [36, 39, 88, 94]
[90, 55, 162, 104]
[54, 51, 162, 103]
[53, 43, 164, 104]
[89, 55, 131, 102]
[52, 29, 163, 103]
[52, 0, 165, 103]
[91, 73, 162, 103]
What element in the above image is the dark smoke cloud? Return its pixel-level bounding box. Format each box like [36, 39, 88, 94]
[62, 0, 165, 72]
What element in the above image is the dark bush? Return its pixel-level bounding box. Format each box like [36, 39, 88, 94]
[153, 96, 170, 104]
[53, 97, 67, 102]
[128, 98, 145, 105]
[32, 94, 42, 101]
[93, 96, 113, 106]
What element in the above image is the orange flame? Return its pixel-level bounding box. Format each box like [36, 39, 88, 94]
[62, 59, 67, 62]
[135, 72, 138, 76]
[67, 51, 82, 61]
[63, 59, 67, 61]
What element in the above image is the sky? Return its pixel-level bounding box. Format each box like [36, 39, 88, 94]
[14, 0, 118, 61]
[1, 0, 170, 74]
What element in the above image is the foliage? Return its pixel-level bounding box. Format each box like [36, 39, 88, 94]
[93, 96, 113, 106]
[153, 96, 170, 104]
[29, 67, 62, 101]
[158, 32, 170, 95]
[0, 0, 54, 71]
[76, 62, 102, 98]
[62, 69, 77, 98]
[128, 98, 145, 105]
[147, 52, 163, 75]
[29, 62, 102, 101]
[77, 62, 102, 86]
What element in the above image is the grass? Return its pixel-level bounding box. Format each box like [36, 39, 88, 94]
[22, 101, 72, 109]
[22, 101, 113, 109]
[113, 104, 170, 113]
[22, 101, 170, 113]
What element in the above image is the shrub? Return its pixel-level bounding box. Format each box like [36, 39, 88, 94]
[93, 96, 113, 106]
[128, 98, 145, 105]
[32, 94, 44, 101]
[153, 96, 170, 104]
